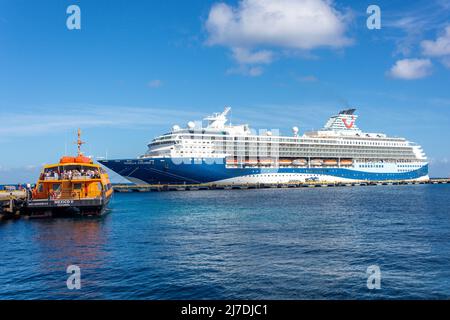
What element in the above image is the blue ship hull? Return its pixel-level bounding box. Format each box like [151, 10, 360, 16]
[99, 158, 429, 185]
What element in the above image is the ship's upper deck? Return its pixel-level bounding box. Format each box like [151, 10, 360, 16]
[141, 107, 427, 161]
[155, 107, 397, 141]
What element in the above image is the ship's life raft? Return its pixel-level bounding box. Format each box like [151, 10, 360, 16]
[59, 156, 93, 164]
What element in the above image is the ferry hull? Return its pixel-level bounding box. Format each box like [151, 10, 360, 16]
[26, 196, 111, 217]
[99, 158, 429, 185]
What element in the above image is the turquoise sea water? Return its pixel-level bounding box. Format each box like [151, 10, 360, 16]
[1, 184, 450, 299]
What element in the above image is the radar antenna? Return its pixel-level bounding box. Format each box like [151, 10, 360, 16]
[204, 106, 232, 129]
[76, 128, 85, 156]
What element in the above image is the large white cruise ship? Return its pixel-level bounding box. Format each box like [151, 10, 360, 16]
[99, 108, 429, 184]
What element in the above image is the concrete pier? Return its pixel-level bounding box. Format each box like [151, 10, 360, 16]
[0, 190, 28, 219]
[111, 178, 450, 193]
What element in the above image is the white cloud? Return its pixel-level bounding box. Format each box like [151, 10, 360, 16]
[206, 0, 351, 50]
[421, 26, 450, 56]
[421, 26, 450, 68]
[442, 56, 450, 68]
[383, 2, 450, 57]
[231, 47, 273, 64]
[247, 66, 263, 76]
[388, 58, 432, 80]
[205, 0, 352, 74]
[148, 79, 163, 88]
[226, 65, 264, 77]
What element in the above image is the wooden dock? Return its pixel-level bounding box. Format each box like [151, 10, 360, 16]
[112, 178, 450, 193]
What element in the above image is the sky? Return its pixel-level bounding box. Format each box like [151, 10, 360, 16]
[1, 0, 450, 183]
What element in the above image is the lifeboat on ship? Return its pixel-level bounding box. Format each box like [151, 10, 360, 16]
[244, 159, 259, 166]
[323, 159, 338, 166]
[26, 129, 113, 217]
[259, 159, 275, 166]
[226, 158, 239, 165]
[310, 159, 324, 166]
[292, 159, 307, 166]
[279, 159, 293, 166]
[340, 159, 353, 166]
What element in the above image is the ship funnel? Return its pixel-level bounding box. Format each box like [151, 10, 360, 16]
[323, 109, 361, 132]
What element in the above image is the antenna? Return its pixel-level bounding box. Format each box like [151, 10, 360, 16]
[76, 128, 85, 156]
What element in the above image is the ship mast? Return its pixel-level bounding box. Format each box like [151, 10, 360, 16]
[76, 128, 85, 156]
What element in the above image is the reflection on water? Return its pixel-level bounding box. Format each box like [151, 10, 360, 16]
[0, 217, 111, 299]
[1, 184, 450, 299]
[34, 219, 110, 299]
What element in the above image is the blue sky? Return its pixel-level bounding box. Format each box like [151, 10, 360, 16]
[1, 0, 450, 183]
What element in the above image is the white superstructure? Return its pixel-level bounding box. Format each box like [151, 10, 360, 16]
[144, 108, 427, 168]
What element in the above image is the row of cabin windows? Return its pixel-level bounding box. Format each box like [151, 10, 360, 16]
[361, 164, 384, 168]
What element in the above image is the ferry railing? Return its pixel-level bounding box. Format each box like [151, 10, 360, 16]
[70, 175, 101, 180]
[43, 177, 59, 181]
[43, 175, 101, 181]
[50, 190, 103, 200]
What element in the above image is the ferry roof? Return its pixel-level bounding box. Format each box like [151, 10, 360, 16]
[43, 162, 100, 169]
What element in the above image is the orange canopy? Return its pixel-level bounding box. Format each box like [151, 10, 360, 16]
[59, 156, 93, 164]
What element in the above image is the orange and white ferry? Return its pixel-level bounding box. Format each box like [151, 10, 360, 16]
[27, 130, 113, 217]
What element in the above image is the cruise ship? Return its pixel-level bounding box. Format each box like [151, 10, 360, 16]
[99, 108, 429, 184]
